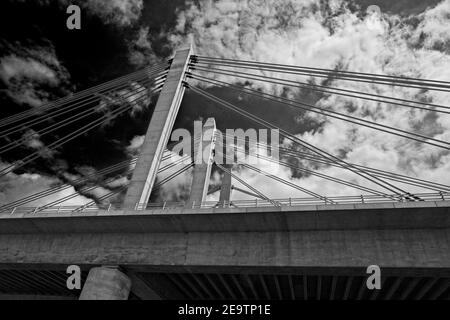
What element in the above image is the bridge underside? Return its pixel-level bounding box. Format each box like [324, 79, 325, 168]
[0, 265, 449, 300]
[0, 201, 449, 300]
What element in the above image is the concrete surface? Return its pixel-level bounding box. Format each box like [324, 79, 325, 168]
[79, 267, 131, 300]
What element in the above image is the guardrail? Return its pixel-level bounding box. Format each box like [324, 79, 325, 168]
[1, 191, 449, 216]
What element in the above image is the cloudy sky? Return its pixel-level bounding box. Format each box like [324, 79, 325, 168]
[0, 0, 449, 206]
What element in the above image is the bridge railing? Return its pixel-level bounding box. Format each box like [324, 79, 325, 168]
[1, 191, 449, 216]
[143, 191, 450, 209]
[4, 205, 102, 215]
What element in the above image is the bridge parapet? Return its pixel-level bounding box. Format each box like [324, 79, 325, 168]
[0, 199, 448, 234]
[1, 192, 449, 217]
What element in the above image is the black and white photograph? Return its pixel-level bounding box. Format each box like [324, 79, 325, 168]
[0, 0, 449, 309]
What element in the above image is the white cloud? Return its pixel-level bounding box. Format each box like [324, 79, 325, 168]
[0, 162, 91, 207]
[127, 26, 158, 66]
[95, 80, 151, 123]
[0, 45, 70, 107]
[409, 0, 450, 50]
[153, 151, 193, 202]
[127, 135, 145, 154]
[83, 0, 144, 26]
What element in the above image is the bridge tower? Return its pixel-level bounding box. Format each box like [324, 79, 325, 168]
[123, 44, 194, 210]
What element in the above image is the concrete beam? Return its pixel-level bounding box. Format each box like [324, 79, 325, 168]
[123, 44, 193, 210]
[186, 118, 216, 208]
[0, 228, 449, 270]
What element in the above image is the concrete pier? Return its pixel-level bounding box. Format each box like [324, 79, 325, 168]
[79, 267, 131, 300]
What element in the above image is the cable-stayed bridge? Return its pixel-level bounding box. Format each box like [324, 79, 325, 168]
[0, 44, 449, 300]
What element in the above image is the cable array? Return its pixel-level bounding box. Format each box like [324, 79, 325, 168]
[0, 65, 167, 178]
[188, 74, 450, 150]
[218, 131, 450, 193]
[183, 55, 450, 201]
[192, 56, 450, 92]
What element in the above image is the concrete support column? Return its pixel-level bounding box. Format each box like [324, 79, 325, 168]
[186, 118, 216, 208]
[123, 44, 193, 210]
[79, 267, 131, 300]
[219, 164, 232, 206]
